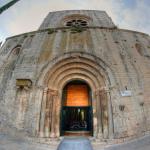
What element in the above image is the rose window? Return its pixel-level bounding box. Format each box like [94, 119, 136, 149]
[65, 19, 88, 27]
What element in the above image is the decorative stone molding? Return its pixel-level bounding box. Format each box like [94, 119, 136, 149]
[39, 87, 59, 138]
[16, 79, 32, 89]
[48, 88, 59, 96]
[95, 87, 110, 96]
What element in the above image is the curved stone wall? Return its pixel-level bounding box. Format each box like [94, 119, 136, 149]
[0, 10, 150, 141]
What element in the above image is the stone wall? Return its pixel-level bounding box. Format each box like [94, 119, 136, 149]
[39, 10, 115, 29]
[0, 10, 150, 140]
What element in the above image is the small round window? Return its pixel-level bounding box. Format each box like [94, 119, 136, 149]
[65, 19, 88, 27]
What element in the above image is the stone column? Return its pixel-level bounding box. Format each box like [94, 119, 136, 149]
[95, 89, 103, 139]
[34, 86, 44, 137]
[39, 88, 59, 138]
[106, 89, 114, 139]
[39, 87, 48, 137]
[49, 89, 59, 138]
[44, 89, 53, 137]
[95, 87, 111, 139]
[99, 89, 109, 139]
[54, 92, 61, 137]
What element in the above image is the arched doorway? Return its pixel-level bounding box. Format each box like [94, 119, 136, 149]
[60, 80, 93, 136]
[38, 52, 115, 139]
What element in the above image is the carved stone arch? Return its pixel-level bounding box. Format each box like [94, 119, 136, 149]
[37, 52, 116, 87]
[37, 52, 115, 139]
[8, 45, 22, 56]
[0, 45, 22, 101]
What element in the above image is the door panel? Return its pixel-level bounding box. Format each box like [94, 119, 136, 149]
[60, 81, 93, 136]
[65, 85, 89, 106]
[61, 106, 92, 132]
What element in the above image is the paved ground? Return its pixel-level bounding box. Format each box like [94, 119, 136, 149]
[103, 135, 150, 150]
[0, 133, 150, 150]
[0, 133, 58, 150]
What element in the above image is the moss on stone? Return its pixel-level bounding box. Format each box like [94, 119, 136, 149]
[70, 26, 85, 33]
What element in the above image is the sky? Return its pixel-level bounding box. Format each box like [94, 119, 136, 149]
[0, 0, 150, 42]
[0, 0, 12, 7]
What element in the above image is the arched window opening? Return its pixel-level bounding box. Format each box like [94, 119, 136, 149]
[12, 45, 21, 55]
[62, 14, 91, 28]
[0, 45, 22, 101]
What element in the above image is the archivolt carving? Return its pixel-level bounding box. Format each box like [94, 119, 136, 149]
[37, 52, 116, 88]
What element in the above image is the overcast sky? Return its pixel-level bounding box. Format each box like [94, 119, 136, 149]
[0, 0, 150, 42]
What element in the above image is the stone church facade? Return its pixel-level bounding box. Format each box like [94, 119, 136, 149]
[0, 10, 150, 141]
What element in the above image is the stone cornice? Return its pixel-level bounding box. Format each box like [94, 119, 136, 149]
[6, 26, 149, 41]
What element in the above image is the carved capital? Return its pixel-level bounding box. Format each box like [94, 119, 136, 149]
[37, 85, 46, 90]
[100, 87, 109, 92]
[95, 87, 110, 95]
[16, 79, 32, 89]
[43, 87, 49, 93]
[95, 89, 100, 96]
[48, 89, 58, 96]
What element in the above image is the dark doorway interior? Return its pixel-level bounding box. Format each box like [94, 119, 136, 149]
[60, 80, 93, 136]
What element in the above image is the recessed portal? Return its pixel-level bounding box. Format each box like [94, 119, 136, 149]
[60, 80, 93, 136]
